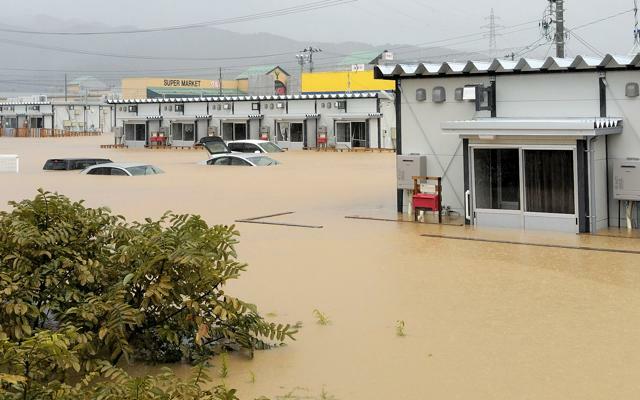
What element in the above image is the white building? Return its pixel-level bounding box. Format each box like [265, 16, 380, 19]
[375, 54, 640, 233]
[0, 101, 114, 136]
[108, 92, 395, 150]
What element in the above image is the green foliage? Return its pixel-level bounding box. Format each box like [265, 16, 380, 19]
[219, 353, 229, 378]
[395, 320, 406, 337]
[312, 310, 330, 326]
[0, 190, 297, 399]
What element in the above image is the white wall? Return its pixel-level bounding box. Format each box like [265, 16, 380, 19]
[604, 70, 640, 227]
[400, 76, 492, 213]
[496, 73, 600, 117]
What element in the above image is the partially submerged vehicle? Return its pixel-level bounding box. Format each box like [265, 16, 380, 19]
[81, 163, 164, 176]
[227, 140, 284, 154]
[202, 137, 280, 167]
[43, 158, 112, 171]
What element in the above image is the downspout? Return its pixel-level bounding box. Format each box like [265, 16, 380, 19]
[586, 136, 598, 234]
[599, 74, 610, 227]
[395, 80, 403, 213]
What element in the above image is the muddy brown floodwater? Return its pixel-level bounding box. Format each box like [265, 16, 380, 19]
[2, 136, 640, 399]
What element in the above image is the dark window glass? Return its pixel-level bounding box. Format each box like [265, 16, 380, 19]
[290, 123, 303, 143]
[234, 123, 247, 140]
[172, 123, 183, 140]
[183, 124, 195, 141]
[228, 143, 245, 152]
[336, 123, 350, 142]
[135, 124, 146, 141]
[125, 124, 135, 141]
[87, 167, 110, 175]
[44, 160, 68, 170]
[210, 157, 230, 166]
[230, 157, 251, 166]
[111, 168, 129, 176]
[525, 150, 575, 214]
[351, 122, 367, 148]
[474, 148, 521, 210]
[222, 123, 234, 141]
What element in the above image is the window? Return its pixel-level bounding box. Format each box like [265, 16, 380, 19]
[259, 142, 283, 153]
[128, 105, 138, 113]
[230, 157, 251, 166]
[252, 102, 260, 111]
[524, 150, 575, 214]
[175, 104, 185, 113]
[111, 168, 129, 176]
[126, 165, 163, 176]
[208, 157, 230, 166]
[336, 101, 346, 110]
[234, 123, 247, 140]
[135, 124, 146, 141]
[474, 149, 520, 210]
[247, 156, 278, 166]
[336, 122, 351, 142]
[351, 122, 367, 148]
[125, 124, 135, 141]
[244, 144, 261, 153]
[31, 106, 40, 111]
[222, 123, 234, 141]
[290, 123, 303, 142]
[321, 103, 326, 108]
[171, 123, 195, 141]
[87, 167, 111, 175]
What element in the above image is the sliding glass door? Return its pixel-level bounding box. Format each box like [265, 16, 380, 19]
[471, 145, 578, 232]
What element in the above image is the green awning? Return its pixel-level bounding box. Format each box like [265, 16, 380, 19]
[147, 87, 246, 98]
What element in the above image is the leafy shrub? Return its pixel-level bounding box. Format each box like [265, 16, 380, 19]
[0, 190, 296, 399]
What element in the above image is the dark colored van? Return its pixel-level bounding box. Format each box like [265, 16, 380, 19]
[43, 158, 113, 171]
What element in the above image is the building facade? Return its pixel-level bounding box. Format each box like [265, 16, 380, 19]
[0, 102, 114, 136]
[376, 54, 640, 233]
[109, 92, 395, 150]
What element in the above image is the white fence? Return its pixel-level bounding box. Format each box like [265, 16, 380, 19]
[0, 155, 19, 173]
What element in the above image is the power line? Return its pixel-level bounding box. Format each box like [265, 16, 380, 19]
[0, 0, 357, 36]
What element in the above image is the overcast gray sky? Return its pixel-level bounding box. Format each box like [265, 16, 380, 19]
[2, 0, 639, 57]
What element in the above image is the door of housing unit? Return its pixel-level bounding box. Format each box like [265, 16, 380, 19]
[336, 121, 367, 149]
[124, 123, 147, 147]
[171, 122, 195, 147]
[276, 122, 304, 150]
[471, 146, 578, 233]
[222, 122, 247, 141]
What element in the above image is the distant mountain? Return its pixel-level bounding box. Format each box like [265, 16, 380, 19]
[0, 16, 486, 95]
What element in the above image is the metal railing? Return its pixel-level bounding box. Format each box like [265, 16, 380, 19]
[0, 128, 103, 138]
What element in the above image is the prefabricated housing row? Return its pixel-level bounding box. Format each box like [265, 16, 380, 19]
[0, 102, 114, 135]
[108, 92, 396, 150]
[375, 54, 640, 233]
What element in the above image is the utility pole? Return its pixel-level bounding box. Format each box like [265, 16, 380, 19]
[554, 0, 565, 58]
[632, 0, 640, 54]
[301, 46, 322, 73]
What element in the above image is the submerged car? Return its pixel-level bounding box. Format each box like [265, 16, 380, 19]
[227, 140, 284, 154]
[81, 163, 164, 176]
[201, 137, 280, 167]
[43, 158, 112, 171]
[205, 154, 279, 167]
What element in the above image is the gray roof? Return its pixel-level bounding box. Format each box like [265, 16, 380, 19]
[109, 92, 381, 104]
[441, 117, 624, 137]
[375, 54, 640, 79]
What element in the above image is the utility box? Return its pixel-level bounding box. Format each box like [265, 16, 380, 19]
[397, 155, 427, 190]
[614, 159, 640, 201]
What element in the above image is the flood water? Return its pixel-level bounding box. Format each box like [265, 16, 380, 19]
[2, 136, 640, 399]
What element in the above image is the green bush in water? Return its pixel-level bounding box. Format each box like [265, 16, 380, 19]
[0, 190, 296, 399]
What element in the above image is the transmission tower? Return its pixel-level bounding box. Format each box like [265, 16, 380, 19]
[482, 9, 502, 58]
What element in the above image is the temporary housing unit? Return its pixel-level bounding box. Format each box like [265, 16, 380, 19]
[0, 101, 114, 136]
[375, 54, 640, 233]
[108, 92, 395, 150]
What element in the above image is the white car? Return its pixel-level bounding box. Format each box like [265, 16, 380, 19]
[201, 138, 280, 167]
[227, 140, 284, 154]
[81, 163, 164, 176]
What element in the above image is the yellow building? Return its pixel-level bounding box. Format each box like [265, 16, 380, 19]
[301, 70, 395, 94]
[121, 77, 244, 99]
